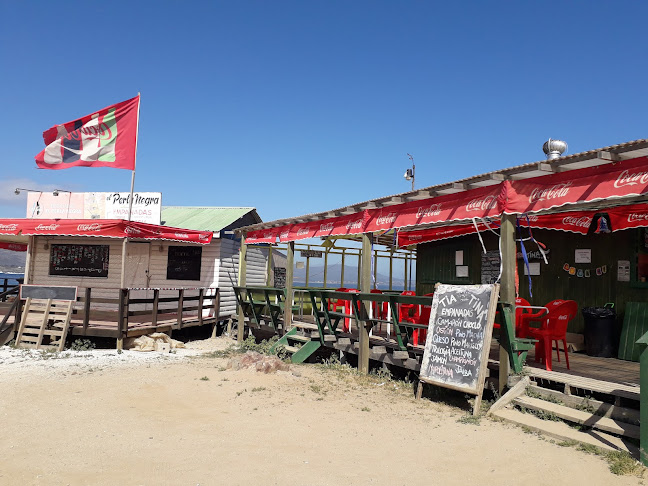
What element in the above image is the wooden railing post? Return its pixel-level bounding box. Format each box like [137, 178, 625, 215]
[117, 288, 129, 350]
[83, 288, 91, 332]
[177, 289, 184, 330]
[1, 279, 7, 301]
[152, 289, 159, 328]
[637, 332, 648, 466]
[198, 288, 204, 326]
[211, 288, 220, 338]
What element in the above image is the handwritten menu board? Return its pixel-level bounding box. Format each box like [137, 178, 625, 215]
[167, 246, 202, 280]
[49, 244, 109, 278]
[419, 284, 499, 397]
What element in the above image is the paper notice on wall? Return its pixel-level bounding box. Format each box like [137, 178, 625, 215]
[524, 262, 541, 276]
[617, 260, 630, 282]
[575, 249, 591, 264]
[455, 250, 464, 266]
[456, 265, 469, 277]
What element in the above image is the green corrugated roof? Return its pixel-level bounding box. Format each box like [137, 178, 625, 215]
[161, 207, 261, 232]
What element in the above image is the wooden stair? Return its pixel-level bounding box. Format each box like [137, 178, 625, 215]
[270, 323, 323, 364]
[15, 298, 73, 351]
[0, 299, 19, 346]
[489, 376, 640, 454]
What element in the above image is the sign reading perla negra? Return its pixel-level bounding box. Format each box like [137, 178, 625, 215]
[419, 284, 499, 398]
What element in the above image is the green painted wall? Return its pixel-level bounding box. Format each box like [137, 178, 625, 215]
[416, 228, 648, 334]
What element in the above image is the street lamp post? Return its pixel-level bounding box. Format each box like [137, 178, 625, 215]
[403, 153, 415, 191]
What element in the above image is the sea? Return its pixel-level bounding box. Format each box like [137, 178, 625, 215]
[0, 272, 24, 286]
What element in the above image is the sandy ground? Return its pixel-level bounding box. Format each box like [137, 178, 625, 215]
[0, 337, 644, 486]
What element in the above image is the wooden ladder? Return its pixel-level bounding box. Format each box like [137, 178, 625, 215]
[15, 298, 73, 351]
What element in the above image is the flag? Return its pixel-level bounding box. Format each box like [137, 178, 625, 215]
[35, 95, 140, 170]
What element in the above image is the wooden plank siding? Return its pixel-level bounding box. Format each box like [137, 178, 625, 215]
[416, 228, 648, 335]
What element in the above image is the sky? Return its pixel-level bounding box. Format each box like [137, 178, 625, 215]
[1, 0, 646, 223]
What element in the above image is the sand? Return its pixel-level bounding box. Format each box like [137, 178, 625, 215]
[0, 337, 643, 486]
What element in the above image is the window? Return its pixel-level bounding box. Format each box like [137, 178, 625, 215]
[49, 244, 109, 278]
[166, 246, 202, 281]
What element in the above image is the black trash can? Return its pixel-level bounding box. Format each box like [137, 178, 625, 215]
[581, 305, 617, 357]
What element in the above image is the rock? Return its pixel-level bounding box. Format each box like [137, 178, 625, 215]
[227, 351, 290, 373]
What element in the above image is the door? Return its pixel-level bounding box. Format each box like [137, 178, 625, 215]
[125, 242, 152, 311]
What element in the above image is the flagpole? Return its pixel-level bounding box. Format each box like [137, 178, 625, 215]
[127, 92, 141, 222]
[120, 93, 141, 301]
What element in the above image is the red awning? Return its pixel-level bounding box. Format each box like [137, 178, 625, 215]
[0, 219, 213, 244]
[504, 157, 648, 214]
[0, 242, 27, 252]
[397, 202, 648, 246]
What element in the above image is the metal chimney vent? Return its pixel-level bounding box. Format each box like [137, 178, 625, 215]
[543, 139, 568, 160]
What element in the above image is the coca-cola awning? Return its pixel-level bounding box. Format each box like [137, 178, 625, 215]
[0, 219, 213, 244]
[504, 156, 648, 214]
[397, 203, 648, 246]
[0, 242, 27, 252]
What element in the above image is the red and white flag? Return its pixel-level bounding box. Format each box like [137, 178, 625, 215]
[35, 95, 140, 170]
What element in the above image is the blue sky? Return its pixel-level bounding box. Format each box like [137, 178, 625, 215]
[1, 0, 646, 222]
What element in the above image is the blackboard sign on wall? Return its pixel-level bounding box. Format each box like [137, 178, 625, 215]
[167, 246, 202, 281]
[274, 267, 286, 288]
[20, 285, 78, 301]
[49, 244, 109, 278]
[419, 283, 499, 414]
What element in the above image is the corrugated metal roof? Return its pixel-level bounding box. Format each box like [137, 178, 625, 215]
[161, 207, 261, 232]
[238, 138, 648, 233]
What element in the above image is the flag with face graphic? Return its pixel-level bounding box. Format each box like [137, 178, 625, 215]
[35, 95, 140, 170]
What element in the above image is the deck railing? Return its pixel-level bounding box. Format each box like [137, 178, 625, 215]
[77, 287, 220, 338]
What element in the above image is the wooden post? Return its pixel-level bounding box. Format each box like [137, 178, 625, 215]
[237, 237, 247, 342]
[341, 250, 346, 287]
[359, 233, 372, 374]
[266, 246, 273, 287]
[373, 250, 378, 289]
[357, 252, 361, 289]
[177, 289, 184, 330]
[211, 288, 220, 338]
[323, 251, 329, 288]
[152, 289, 159, 327]
[119, 238, 128, 288]
[83, 287, 91, 332]
[638, 336, 648, 466]
[499, 213, 517, 393]
[198, 288, 204, 326]
[389, 251, 393, 291]
[117, 288, 128, 350]
[283, 241, 295, 334]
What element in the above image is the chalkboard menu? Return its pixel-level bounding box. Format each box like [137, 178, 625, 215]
[481, 250, 500, 284]
[274, 267, 286, 288]
[167, 246, 202, 280]
[50, 244, 109, 278]
[419, 283, 499, 398]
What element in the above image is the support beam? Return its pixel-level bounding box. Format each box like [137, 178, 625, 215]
[499, 213, 517, 393]
[359, 233, 372, 373]
[237, 237, 247, 342]
[283, 241, 295, 334]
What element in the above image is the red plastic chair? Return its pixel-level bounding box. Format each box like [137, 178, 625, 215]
[411, 293, 434, 346]
[341, 288, 359, 332]
[493, 297, 548, 338]
[398, 290, 419, 324]
[527, 300, 578, 371]
[370, 289, 389, 322]
[328, 288, 348, 312]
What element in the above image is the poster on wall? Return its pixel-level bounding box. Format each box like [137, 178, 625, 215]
[27, 192, 162, 224]
[617, 260, 630, 282]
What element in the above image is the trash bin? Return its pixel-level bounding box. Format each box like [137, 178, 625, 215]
[581, 304, 617, 357]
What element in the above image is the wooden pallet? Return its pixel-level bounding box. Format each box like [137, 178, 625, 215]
[15, 298, 73, 351]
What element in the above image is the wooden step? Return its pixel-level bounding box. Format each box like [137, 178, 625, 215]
[513, 395, 640, 440]
[528, 385, 640, 425]
[287, 334, 310, 343]
[283, 345, 299, 354]
[291, 321, 318, 331]
[491, 407, 638, 455]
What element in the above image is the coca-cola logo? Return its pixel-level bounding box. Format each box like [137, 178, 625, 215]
[346, 219, 363, 230]
[280, 231, 289, 240]
[614, 169, 648, 189]
[466, 195, 498, 212]
[0, 224, 19, 231]
[199, 234, 211, 241]
[124, 226, 142, 235]
[408, 235, 423, 241]
[376, 212, 397, 226]
[416, 204, 442, 218]
[628, 213, 648, 222]
[529, 182, 572, 204]
[562, 216, 592, 228]
[77, 223, 101, 231]
[296, 227, 311, 236]
[320, 222, 334, 232]
[174, 232, 189, 238]
[526, 215, 539, 222]
[35, 224, 59, 231]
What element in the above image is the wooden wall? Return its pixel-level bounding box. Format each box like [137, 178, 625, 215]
[416, 228, 648, 334]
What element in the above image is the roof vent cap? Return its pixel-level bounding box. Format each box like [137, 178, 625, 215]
[543, 139, 568, 160]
